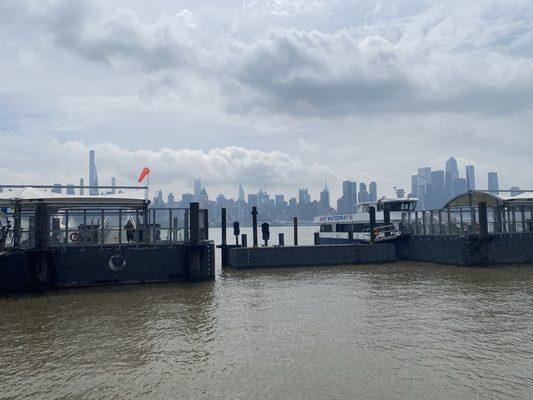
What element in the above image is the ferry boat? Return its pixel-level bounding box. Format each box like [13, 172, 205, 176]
[314, 197, 418, 244]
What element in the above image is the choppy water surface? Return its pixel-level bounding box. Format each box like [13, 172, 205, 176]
[1, 228, 532, 399]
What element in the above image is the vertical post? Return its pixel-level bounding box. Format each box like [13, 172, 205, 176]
[241, 234, 248, 248]
[64, 209, 69, 247]
[221, 208, 227, 245]
[478, 201, 489, 266]
[415, 211, 419, 235]
[83, 209, 87, 249]
[190, 202, 200, 245]
[152, 209, 156, 243]
[494, 207, 502, 233]
[447, 208, 452, 235]
[279, 233, 285, 246]
[184, 209, 189, 241]
[383, 204, 391, 237]
[203, 209, 209, 240]
[348, 231, 354, 243]
[438, 210, 443, 235]
[251, 207, 258, 247]
[407, 212, 411, 234]
[422, 211, 427, 235]
[169, 209, 173, 242]
[369, 206, 376, 244]
[101, 209, 105, 245]
[34, 203, 49, 250]
[521, 206, 526, 233]
[459, 208, 464, 234]
[118, 209, 122, 246]
[511, 208, 517, 233]
[187, 202, 200, 282]
[13, 201, 21, 248]
[429, 210, 434, 235]
[293, 217, 298, 246]
[314, 232, 319, 245]
[471, 207, 476, 233]
[502, 208, 507, 233]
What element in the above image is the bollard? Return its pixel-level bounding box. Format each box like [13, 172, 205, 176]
[279, 233, 285, 246]
[314, 232, 319, 245]
[293, 217, 298, 246]
[187, 202, 201, 282]
[261, 222, 270, 246]
[251, 207, 258, 247]
[233, 221, 240, 245]
[369, 206, 376, 244]
[241, 234, 248, 248]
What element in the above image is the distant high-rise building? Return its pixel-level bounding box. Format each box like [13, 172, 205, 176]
[298, 188, 311, 204]
[488, 172, 499, 194]
[66, 185, 75, 195]
[89, 150, 99, 195]
[319, 184, 330, 209]
[430, 170, 445, 208]
[452, 178, 468, 197]
[52, 184, 62, 194]
[111, 177, 117, 194]
[79, 178, 85, 195]
[248, 193, 258, 208]
[466, 165, 475, 191]
[181, 193, 195, 206]
[338, 181, 356, 214]
[238, 184, 245, 202]
[369, 182, 377, 202]
[194, 179, 202, 201]
[167, 192, 175, 207]
[275, 194, 285, 206]
[411, 175, 418, 197]
[510, 186, 522, 197]
[445, 157, 459, 199]
[358, 183, 369, 203]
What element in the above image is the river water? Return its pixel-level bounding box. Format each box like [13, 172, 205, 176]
[1, 227, 532, 399]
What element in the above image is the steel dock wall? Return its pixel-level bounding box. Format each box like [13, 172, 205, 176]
[227, 244, 396, 269]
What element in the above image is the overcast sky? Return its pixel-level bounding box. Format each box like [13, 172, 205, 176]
[1, 0, 532, 200]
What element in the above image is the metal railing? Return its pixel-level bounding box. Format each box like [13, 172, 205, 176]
[1, 206, 210, 249]
[400, 206, 533, 236]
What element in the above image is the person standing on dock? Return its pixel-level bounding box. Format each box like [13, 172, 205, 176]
[125, 220, 135, 243]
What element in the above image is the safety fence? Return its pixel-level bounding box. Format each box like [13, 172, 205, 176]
[0, 207, 209, 249]
[400, 206, 533, 236]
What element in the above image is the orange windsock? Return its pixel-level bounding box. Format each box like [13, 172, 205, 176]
[138, 167, 150, 183]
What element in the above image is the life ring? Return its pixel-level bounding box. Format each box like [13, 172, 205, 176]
[69, 232, 80, 243]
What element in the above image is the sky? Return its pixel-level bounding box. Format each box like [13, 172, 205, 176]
[1, 0, 532, 201]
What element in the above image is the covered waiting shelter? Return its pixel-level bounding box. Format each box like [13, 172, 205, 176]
[444, 191, 533, 209]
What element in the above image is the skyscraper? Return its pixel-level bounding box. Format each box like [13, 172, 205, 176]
[488, 172, 499, 194]
[339, 180, 357, 214]
[358, 183, 369, 203]
[194, 179, 202, 201]
[80, 178, 85, 195]
[111, 177, 117, 194]
[445, 157, 458, 199]
[411, 175, 418, 197]
[430, 170, 445, 208]
[89, 150, 99, 195]
[298, 188, 310, 204]
[66, 185, 75, 195]
[369, 182, 377, 202]
[452, 178, 468, 197]
[320, 184, 330, 209]
[466, 165, 475, 191]
[238, 184, 245, 202]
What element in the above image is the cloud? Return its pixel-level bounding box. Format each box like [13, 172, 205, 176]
[0, 134, 334, 193]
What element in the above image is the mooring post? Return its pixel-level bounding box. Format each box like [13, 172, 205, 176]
[251, 207, 258, 247]
[242, 234, 248, 248]
[478, 201, 489, 266]
[279, 233, 285, 246]
[314, 231, 319, 245]
[221, 208, 227, 267]
[188, 202, 200, 282]
[34, 203, 49, 250]
[13, 200, 21, 248]
[143, 204, 150, 244]
[369, 206, 376, 244]
[293, 217, 298, 246]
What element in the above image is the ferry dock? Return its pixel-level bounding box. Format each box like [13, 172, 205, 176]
[0, 186, 214, 292]
[220, 191, 533, 268]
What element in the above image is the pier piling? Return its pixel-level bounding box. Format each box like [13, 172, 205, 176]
[242, 234, 248, 248]
[293, 217, 298, 246]
[279, 233, 285, 246]
[252, 207, 258, 247]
